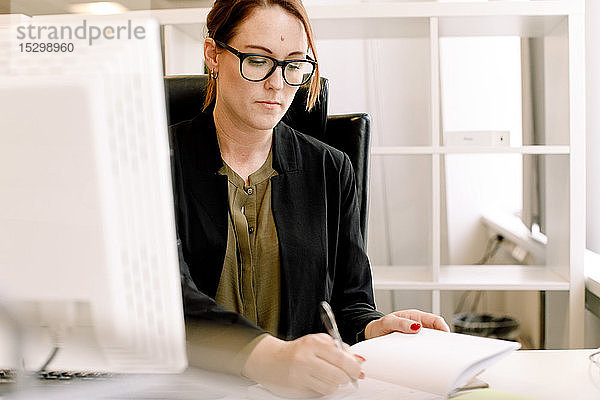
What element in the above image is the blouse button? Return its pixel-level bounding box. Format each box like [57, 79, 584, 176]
[246, 187, 253, 195]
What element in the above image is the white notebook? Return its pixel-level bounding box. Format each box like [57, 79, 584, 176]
[349, 328, 520, 397]
[248, 329, 519, 400]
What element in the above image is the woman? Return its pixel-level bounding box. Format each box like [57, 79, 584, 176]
[170, 0, 450, 397]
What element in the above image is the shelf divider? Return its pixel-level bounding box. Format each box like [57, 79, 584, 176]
[372, 265, 570, 291]
[430, 16, 441, 298]
[371, 145, 570, 155]
[567, 11, 586, 348]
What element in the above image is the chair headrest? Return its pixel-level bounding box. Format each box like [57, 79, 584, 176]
[164, 75, 329, 139]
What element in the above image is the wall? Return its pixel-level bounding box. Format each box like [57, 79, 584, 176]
[586, 1, 600, 253]
[163, 25, 204, 76]
[440, 36, 523, 266]
[318, 36, 434, 268]
[585, 0, 600, 347]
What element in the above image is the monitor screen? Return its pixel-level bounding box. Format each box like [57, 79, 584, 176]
[0, 16, 186, 374]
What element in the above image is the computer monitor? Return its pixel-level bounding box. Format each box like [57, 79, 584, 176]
[0, 15, 186, 374]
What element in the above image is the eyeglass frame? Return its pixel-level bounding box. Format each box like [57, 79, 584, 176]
[213, 39, 317, 86]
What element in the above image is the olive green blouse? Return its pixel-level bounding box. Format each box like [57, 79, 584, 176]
[215, 152, 281, 336]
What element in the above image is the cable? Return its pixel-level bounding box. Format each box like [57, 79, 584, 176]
[36, 346, 60, 374]
[455, 290, 488, 315]
[590, 349, 600, 368]
[454, 235, 504, 315]
[475, 234, 504, 265]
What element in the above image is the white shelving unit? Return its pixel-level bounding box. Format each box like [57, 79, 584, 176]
[152, 1, 585, 348]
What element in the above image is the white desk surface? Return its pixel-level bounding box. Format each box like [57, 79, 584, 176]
[138, 350, 600, 400]
[182, 349, 600, 400]
[4, 349, 599, 400]
[479, 349, 600, 400]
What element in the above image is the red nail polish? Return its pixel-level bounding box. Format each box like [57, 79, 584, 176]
[410, 323, 421, 331]
[354, 354, 366, 362]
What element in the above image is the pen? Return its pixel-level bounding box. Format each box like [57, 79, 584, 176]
[319, 301, 359, 389]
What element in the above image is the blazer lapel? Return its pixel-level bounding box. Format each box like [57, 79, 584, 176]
[271, 124, 326, 339]
[180, 111, 229, 297]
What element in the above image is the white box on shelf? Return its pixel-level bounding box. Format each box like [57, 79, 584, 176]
[444, 130, 510, 146]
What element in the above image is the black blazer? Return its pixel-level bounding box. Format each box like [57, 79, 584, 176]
[170, 110, 382, 345]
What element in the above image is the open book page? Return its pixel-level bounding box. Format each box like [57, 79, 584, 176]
[247, 378, 442, 400]
[349, 329, 520, 396]
[325, 377, 443, 400]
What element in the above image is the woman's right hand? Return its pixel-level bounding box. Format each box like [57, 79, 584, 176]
[242, 333, 365, 398]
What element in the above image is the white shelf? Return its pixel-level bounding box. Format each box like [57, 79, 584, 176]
[309, 3, 575, 38]
[439, 265, 569, 291]
[371, 145, 570, 155]
[372, 265, 570, 291]
[437, 14, 566, 37]
[371, 266, 433, 290]
[440, 145, 570, 154]
[143, 1, 582, 37]
[307, 1, 581, 19]
[371, 147, 435, 155]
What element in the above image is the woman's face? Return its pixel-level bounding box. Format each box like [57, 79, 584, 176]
[213, 6, 308, 133]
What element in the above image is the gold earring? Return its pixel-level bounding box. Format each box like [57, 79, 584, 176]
[210, 70, 219, 80]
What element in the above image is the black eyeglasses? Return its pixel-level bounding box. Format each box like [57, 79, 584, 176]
[214, 39, 316, 86]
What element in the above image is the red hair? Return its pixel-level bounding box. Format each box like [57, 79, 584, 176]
[203, 0, 320, 111]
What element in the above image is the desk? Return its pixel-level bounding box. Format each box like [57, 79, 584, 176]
[480, 349, 600, 399]
[182, 350, 600, 400]
[125, 350, 600, 400]
[5, 350, 599, 400]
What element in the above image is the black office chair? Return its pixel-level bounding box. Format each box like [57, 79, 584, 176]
[164, 75, 371, 241]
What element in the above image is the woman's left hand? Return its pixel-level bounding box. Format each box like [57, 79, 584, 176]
[364, 309, 450, 340]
